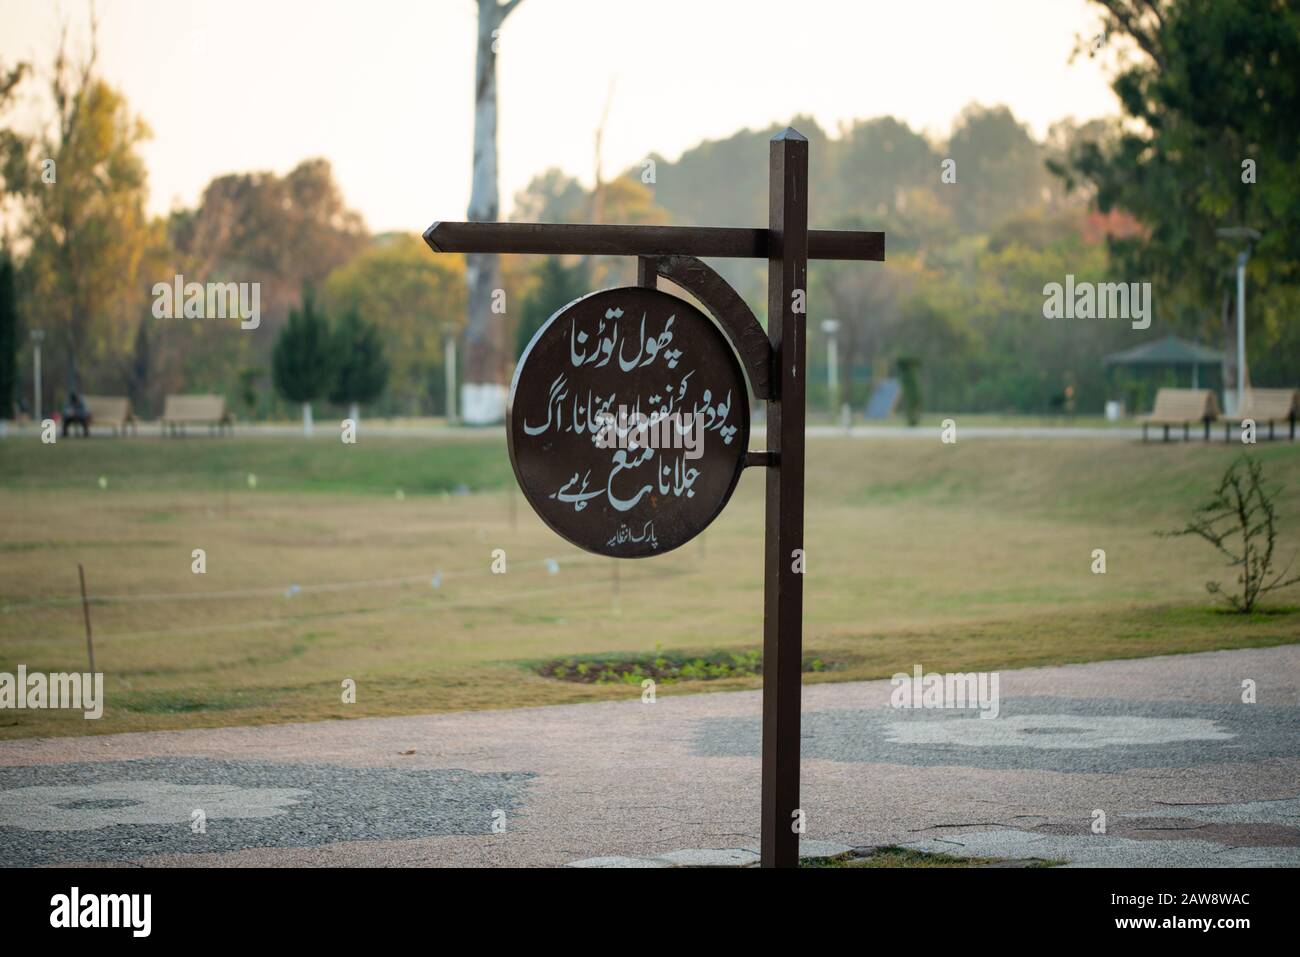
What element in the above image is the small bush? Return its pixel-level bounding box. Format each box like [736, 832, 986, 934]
[1163, 455, 1300, 613]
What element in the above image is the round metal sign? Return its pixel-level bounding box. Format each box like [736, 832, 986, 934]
[507, 286, 750, 558]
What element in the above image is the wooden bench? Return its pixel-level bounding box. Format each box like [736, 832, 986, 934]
[1141, 388, 1220, 441]
[1219, 388, 1299, 441]
[82, 395, 137, 437]
[161, 394, 233, 436]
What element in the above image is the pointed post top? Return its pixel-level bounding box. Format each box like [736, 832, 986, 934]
[771, 127, 807, 143]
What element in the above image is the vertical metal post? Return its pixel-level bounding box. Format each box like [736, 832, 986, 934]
[1236, 251, 1248, 408]
[636, 256, 658, 289]
[761, 129, 808, 868]
[78, 562, 95, 674]
[822, 319, 839, 416]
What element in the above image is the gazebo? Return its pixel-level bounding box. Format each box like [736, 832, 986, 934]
[1104, 334, 1224, 389]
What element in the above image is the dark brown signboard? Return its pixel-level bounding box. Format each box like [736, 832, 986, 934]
[507, 286, 749, 558]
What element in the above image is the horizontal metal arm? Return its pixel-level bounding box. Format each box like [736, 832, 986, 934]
[424, 221, 884, 262]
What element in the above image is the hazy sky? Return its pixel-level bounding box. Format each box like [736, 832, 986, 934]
[0, 0, 1119, 233]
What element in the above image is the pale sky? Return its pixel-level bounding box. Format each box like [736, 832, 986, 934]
[0, 0, 1119, 233]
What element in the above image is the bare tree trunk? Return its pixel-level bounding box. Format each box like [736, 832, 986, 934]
[462, 0, 523, 425]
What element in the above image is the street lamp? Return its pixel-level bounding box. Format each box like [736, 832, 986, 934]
[1216, 226, 1261, 414]
[820, 319, 840, 420]
[30, 329, 45, 423]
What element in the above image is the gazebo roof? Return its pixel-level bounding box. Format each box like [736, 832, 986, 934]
[1104, 334, 1224, 366]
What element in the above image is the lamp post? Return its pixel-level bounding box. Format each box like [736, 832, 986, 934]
[820, 319, 840, 420]
[30, 329, 44, 424]
[1216, 227, 1261, 414]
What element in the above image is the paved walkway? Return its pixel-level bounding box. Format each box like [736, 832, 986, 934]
[1, 647, 1297, 867]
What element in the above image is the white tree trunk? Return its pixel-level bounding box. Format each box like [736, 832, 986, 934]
[462, 0, 523, 425]
[302, 401, 314, 438]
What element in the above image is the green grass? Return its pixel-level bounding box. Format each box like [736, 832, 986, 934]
[534, 648, 837, 684]
[1, 433, 1297, 738]
[0, 434, 512, 496]
[802, 846, 1065, 868]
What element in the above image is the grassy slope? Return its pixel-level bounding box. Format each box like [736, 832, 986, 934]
[1, 434, 1297, 738]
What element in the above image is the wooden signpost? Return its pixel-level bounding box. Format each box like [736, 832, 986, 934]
[425, 128, 884, 867]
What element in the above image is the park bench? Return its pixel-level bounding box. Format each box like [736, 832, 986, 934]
[1219, 387, 1299, 441]
[83, 395, 136, 436]
[1141, 388, 1220, 441]
[161, 394, 233, 436]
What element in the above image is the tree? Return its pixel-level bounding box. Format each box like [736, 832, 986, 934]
[169, 158, 368, 341]
[516, 257, 589, 358]
[1060, 0, 1300, 396]
[463, 0, 525, 425]
[829, 116, 947, 252]
[814, 241, 917, 409]
[0, 253, 16, 419]
[946, 104, 1056, 234]
[125, 317, 149, 418]
[322, 233, 465, 415]
[0, 56, 30, 215]
[237, 367, 259, 419]
[329, 309, 389, 424]
[7, 17, 152, 395]
[272, 290, 336, 436]
[512, 168, 588, 225]
[896, 357, 922, 427]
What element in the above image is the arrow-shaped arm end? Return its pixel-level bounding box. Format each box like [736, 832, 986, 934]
[423, 222, 445, 253]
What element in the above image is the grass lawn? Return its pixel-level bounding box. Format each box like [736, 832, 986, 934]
[801, 846, 1064, 868]
[1, 432, 1297, 738]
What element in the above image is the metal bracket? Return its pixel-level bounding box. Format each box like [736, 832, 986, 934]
[637, 255, 773, 400]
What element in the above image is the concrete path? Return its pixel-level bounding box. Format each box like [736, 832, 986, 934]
[1, 647, 1297, 867]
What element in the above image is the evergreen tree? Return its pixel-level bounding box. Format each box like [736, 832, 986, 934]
[897, 356, 922, 427]
[516, 257, 589, 358]
[126, 320, 150, 418]
[0, 253, 16, 419]
[272, 290, 337, 436]
[329, 309, 389, 423]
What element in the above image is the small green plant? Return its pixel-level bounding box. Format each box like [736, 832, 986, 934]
[896, 356, 922, 426]
[1163, 455, 1300, 613]
[535, 649, 839, 685]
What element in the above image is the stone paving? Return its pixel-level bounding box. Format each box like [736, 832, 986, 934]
[0, 646, 1296, 867]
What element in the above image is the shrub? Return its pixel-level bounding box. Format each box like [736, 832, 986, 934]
[1163, 455, 1300, 613]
